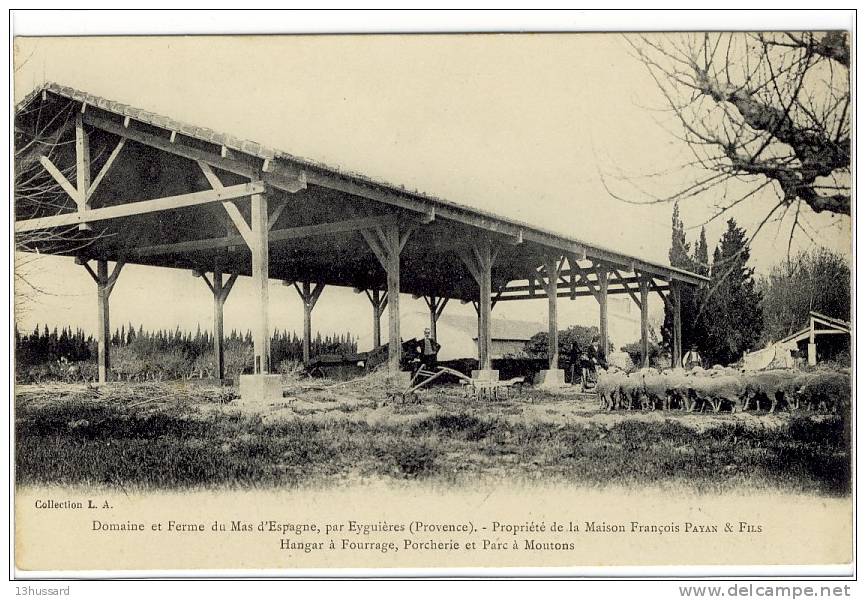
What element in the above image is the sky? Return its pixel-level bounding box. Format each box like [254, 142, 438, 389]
[12, 34, 851, 351]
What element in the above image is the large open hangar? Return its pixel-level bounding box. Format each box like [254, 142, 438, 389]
[15, 83, 708, 397]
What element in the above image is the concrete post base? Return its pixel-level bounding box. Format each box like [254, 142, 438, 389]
[471, 369, 499, 381]
[239, 374, 284, 404]
[535, 369, 565, 388]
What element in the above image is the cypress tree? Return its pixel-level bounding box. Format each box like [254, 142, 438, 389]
[702, 219, 763, 365]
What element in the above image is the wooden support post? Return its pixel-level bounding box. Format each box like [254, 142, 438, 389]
[543, 256, 560, 370]
[201, 264, 238, 381]
[302, 282, 313, 364]
[471, 301, 481, 359]
[213, 266, 225, 381]
[80, 258, 124, 383]
[478, 243, 493, 371]
[640, 277, 650, 368]
[293, 281, 325, 364]
[385, 226, 401, 373]
[364, 289, 388, 349]
[361, 223, 414, 373]
[251, 192, 270, 374]
[672, 282, 682, 369]
[598, 268, 609, 361]
[95, 260, 110, 381]
[373, 292, 383, 349]
[75, 113, 91, 231]
[428, 296, 439, 342]
[459, 241, 497, 371]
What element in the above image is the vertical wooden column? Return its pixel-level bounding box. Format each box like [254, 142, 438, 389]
[543, 256, 560, 370]
[384, 226, 402, 373]
[250, 192, 270, 374]
[639, 277, 650, 368]
[672, 282, 682, 369]
[471, 301, 481, 359]
[459, 240, 496, 371]
[213, 266, 225, 380]
[372, 292, 382, 348]
[303, 283, 312, 362]
[199, 265, 238, 381]
[423, 295, 449, 342]
[364, 289, 388, 349]
[373, 308, 381, 348]
[361, 223, 416, 373]
[79, 258, 124, 383]
[95, 260, 110, 382]
[293, 281, 325, 364]
[196, 266, 239, 380]
[597, 268, 609, 360]
[75, 113, 91, 231]
[477, 243, 493, 371]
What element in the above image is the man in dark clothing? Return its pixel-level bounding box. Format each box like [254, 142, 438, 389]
[569, 340, 581, 385]
[418, 328, 441, 372]
[588, 336, 608, 370]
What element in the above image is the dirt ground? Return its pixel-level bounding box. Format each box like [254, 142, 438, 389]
[14, 378, 796, 431]
[225, 379, 794, 433]
[14, 377, 847, 494]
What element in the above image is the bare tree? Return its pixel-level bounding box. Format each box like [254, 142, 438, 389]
[609, 32, 850, 246]
[14, 95, 104, 317]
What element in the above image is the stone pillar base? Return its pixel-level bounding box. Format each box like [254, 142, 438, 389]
[239, 374, 284, 404]
[534, 369, 565, 388]
[471, 369, 499, 381]
[807, 343, 818, 366]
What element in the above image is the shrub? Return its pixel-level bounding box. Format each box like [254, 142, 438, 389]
[412, 413, 497, 441]
[378, 441, 438, 478]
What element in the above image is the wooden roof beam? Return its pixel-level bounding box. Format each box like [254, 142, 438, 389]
[495, 286, 669, 302]
[130, 213, 405, 258]
[15, 181, 264, 233]
[498, 273, 652, 294]
[80, 115, 703, 286]
[609, 269, 642, 308]
[84, 112, 260, 179]
[17, 91, 697, 285]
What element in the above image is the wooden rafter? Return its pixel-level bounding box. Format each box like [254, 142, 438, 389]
[83, 112, 307, 194]
[610, 269, 641, 308]
[267, 199, 290, 231]
[649, 279, 672, 308]
[198, 161, 255, 248]
[16, 181, 265, 233]
[84, 113, 258, 179]
[86, 138, 126, 200]
[130, 214, 399, 258]
[39, 156, 78, 201]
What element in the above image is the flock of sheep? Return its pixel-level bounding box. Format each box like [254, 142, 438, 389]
[596, 366, 851, 414]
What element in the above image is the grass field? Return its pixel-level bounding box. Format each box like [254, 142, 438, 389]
[14, 380, 851, 495]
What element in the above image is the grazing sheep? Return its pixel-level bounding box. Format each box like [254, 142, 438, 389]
[597, 364, 847, 417]
[664, 371, 693, 411]
[796, 372, 851, 414]
[695, 374, 746, 413]
[596, 368, 627, 411]
[742, 370, 791, 412]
